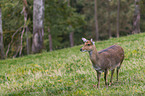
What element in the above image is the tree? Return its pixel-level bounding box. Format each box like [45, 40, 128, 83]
[48, 27, 52, 51]
[23, 0, 30, 55]
[32, 0, 45, 53]
[44, 0, 84, 50]
[94, 0, 99, 41]
[108, 0, 111, 38]
[117, 0, 120, 38]
[140, 0, 145, 32]
[69, 30, 74, 47]
[0, 6, 5, 59]
[19, 0, 30, 56]
[2, 0, 142, 58]
[132, 0, 140, 34]
[68, 0, 74, 47]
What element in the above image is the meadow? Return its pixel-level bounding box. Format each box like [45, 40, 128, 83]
[0, 33, 145, 96]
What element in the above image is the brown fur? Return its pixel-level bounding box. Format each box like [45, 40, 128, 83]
[80, 39, 124, 88]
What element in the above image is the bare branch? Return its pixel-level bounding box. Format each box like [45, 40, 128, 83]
[6, 27, 22, 57]
[13, 46, 20, 58]
[19, 0, 29, 56]
[19, 27, 25, 56]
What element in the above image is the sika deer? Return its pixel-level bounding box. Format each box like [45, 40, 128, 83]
[80, 38, 124, 88]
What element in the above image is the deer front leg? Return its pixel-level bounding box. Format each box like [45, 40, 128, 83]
[97, 71, 101, 88]
[104, 69, 108, 88]
[109, 69, 115, 86]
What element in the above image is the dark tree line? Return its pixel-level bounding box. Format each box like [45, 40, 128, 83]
[0, 0, 144, 59]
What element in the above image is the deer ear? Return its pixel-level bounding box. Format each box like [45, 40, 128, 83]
[91, 38, 95, 45]
[82, 38, 87, 42]
[90, 38, 93, 42]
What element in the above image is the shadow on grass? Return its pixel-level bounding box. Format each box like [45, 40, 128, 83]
[6, 85, 73, 96]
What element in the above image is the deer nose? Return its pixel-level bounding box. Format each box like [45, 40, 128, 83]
[80, 48, 82, 51]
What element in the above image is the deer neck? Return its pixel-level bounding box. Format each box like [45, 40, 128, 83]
[88, 46, 99, 62]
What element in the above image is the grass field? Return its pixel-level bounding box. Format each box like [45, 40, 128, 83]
[0, 33, 145, 96]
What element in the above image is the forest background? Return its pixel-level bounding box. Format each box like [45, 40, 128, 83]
[0, 0, 145, 59]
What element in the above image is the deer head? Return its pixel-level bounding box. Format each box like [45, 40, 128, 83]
[80, 38, 95, 52]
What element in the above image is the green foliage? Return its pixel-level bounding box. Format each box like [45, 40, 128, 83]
[1, 0, 145, 58]
[44, 0, 85, 50]
[1, 0, 85, 55]
[77, 0, 136, 39]
[140, 0, 145, 31]
[1, 0, 33, 57]
[0, 33, 145, 95]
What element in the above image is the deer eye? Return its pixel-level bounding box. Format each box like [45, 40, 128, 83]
[88, 44, 90, 46]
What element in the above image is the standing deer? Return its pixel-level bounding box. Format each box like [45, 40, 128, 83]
[80, 38, 124, 88]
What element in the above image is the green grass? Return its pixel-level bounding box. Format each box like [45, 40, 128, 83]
[0, 33, 145, 96]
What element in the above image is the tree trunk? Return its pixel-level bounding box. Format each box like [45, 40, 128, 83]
[32, 0, 45, 53]
[19, 0, 29, 56]
[48, 27, 53, 51]
[108, 0, 111, 38]
[23, 0, 30, 55]
[0, 7, 5, 59]
[25, 27, 30, 54]
[69, 31, 74, 47]
[132, 0, 140, 34]
[117, 0, 120, 38]
[68, 0, 74, 47]
[94, 0, 99, 41]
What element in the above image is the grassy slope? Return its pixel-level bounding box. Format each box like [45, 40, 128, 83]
[0, 33, 145, 96]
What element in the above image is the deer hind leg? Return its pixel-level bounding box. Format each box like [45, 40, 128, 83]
[116, 63, 122, 81]
[117, 58, 124, 81]
[109, 69, 115, 86]
[104, 69, 108, 88]
[116, 66, 120, 81]
[116, 62, 123, 81]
